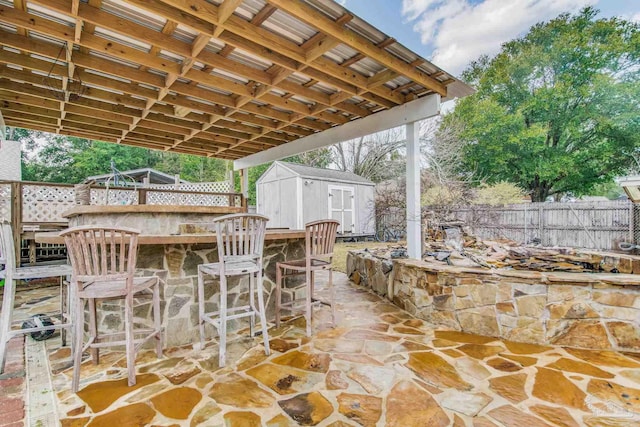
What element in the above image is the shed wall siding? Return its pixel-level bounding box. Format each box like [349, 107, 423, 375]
[357, 184, 375, 234]
[277, 177, 298, 229]
[302, 180, 330, 225]
[257, 176, 299, 229]
[257, 163, 376, 234]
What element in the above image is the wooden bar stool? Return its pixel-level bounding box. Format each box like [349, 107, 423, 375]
[275, 220, 339, 336]
[197, 214, 270, 367]
[61, 226, 162, 392]
[0, 222, 72, 373]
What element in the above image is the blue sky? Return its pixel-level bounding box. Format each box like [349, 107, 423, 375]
[338, 0, 640, 77]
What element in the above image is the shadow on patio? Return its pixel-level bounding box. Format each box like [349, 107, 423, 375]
[2, 272, 640, 426]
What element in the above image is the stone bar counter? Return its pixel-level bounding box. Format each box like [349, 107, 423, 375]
[36, 205, 306, 347]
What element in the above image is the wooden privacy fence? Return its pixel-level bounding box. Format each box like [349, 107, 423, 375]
[426, 201, 636, 251]
[0, 180, 245, 264]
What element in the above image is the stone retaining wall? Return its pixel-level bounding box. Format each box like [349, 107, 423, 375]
[346, 250, 640, 352]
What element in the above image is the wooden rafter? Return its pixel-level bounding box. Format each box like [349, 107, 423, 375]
[0, 0, 464, 158]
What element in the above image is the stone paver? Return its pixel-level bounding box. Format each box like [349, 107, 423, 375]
[5, 273, 640, 426]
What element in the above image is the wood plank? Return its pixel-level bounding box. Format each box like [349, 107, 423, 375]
[79, 32, 181, 75]
[0, 101, 60, 119]
[65, 103, 134, 125]
[3, 111, 59, 126]
[0, 91, 61, 110]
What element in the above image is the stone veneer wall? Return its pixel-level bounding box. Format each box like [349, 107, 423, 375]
[346, 250, 640, 352]
[95, 238, 305, 347]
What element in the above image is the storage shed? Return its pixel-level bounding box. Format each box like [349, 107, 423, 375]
[257, 161, 375, 234]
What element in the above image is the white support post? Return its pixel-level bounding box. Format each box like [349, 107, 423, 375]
[406, 122, 421, 259]
[241, 168, 249, 198]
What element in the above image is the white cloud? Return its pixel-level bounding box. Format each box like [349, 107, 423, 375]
[402, 0, 596, 76]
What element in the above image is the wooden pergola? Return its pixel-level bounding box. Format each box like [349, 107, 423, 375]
[0, 0, 473, 257]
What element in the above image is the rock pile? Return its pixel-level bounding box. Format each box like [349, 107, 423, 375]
[370, 230, 640, 274]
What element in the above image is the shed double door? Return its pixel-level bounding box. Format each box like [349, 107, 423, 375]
[328, 185, 355, 233]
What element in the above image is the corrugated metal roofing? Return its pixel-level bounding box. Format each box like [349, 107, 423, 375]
[278, 161, 374, 185]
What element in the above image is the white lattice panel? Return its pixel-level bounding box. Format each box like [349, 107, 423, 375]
[150, 181, 231, 193]
[146, 191, 229, 206]
[22, 184, 75, 223]
[91, 189, 138, 205]
[0, 183, 11, 222]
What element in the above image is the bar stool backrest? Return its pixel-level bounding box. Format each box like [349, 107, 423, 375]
[305, 220, 339, 263]
[61, 226, 141, 292]
[0, 223, 16, 272]
[213, 214, 269, 266]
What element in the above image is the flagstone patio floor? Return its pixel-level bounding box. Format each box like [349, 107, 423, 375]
[2, 272, 640, 426]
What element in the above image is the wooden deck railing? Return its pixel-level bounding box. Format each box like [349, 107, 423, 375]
[0, 180, 246, 264]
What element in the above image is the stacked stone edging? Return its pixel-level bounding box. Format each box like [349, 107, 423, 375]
[346, 250, 640, 352]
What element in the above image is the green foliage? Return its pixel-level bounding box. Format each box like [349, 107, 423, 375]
[473, 182, 527, 205]
[589, 181, 625, 200]
[449, 8, 639, 202]
[18, 130, 230, 185]
[421, 185, 464, 206]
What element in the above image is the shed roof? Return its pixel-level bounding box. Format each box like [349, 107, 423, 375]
[85, 167, 189, 185]
[0, 0, 473, 161]
[277, 161, 374, 185]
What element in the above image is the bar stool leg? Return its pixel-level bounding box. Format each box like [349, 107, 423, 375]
[153, 282, 163, 358]
[218, 274, 228, 367]
[275, 264, 282, 328]
[329, 269, 336, 327]
[124, 293, 136, 387]
[248, 272, 256, 337]
[60, 276, 67, 347]
[72, 294, 84, 393]
[256, 271, 270, 356]
[197, 267, 206, 349]
[305, 268, 312, 337]
[88, 298, 99, 364]
[0, 272, 16, 373]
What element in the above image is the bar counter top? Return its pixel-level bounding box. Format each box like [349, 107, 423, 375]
[35, 229, 306, 245]
[62, 205, 244, 218]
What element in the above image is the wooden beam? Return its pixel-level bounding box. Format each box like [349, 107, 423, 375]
[7, 2, 361, 145]
[213, 0, 243, 37]
[251, 4, 277, 26]
[235, 94, 440, 169]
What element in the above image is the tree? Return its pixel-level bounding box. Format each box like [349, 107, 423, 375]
[449, 8, 639, 202]
[333, 128, 405, 182]
[473, 182, 527, 205]
[17, 128, 231, 184]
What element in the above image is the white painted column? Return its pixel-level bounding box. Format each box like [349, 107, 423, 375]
[406, 122, 421, 259]
[240, 168, 249, 197]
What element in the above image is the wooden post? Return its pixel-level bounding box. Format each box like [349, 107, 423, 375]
[138, 188, 147, 205]
[10, 182, 21, 267]
[538, 204, 544, 246]
[28, 240, 36, 265]
[240, 168, 249, 212]
[630, 202, 636, 245]
[228, 170, 235, 207]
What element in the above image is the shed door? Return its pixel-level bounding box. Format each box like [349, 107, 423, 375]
[328, 185, 355, 233]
